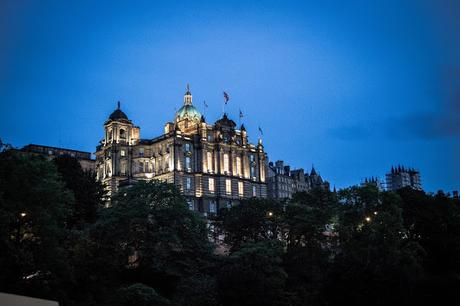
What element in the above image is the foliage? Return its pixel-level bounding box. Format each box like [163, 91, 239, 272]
[0, 150, 75, 302]
[1, 148, 460, 306]
[217, 240, 288, 306]
[53, 155, 105, 228]
[88, 180, 216, 303]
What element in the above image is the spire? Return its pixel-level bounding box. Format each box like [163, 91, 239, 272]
[184, 84, 192, 105]
[117, 101, 121, 110]
[311, 165, 317, 176]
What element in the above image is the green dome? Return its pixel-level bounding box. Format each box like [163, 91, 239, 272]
[175, 104, 202, 122]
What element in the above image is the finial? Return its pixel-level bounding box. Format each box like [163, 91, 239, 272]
[117, 101, 121, 109]
[187, 83, 190, 92]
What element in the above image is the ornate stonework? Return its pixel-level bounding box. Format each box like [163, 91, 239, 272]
[95, 87, 267, 214]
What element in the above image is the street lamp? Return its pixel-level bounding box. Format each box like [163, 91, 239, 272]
[365, 216, 371, 223]
[20, 212, 27, 218]
[267, 211, 273, 217]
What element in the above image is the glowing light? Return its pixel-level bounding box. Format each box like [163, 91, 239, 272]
[373, 211, 378, 215]
[20, 212, 27, 218]
[365, 217, 371, 222]
[268, 211, 273, 217]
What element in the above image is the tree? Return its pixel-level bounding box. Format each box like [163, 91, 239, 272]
[53, 155, 105, 229]
[282, 189, 339, 305]
[327, 186, 424, 306]
[0, 150, 75, 302]
[397, 188, 460, 305]
[112, 283, 170, 306]
[215, 198, 284, 251]
[217, 240, 288, 306]
[87, 180, 216, 303]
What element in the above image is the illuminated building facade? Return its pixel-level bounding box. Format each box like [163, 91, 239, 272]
[267, 160, 330, 199]
[385, 165, 422, 191]
[95, 87, 267, 214]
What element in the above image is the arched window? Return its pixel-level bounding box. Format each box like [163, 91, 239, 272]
[119, 129, 126, 139]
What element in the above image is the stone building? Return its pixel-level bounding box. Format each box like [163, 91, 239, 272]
[21, 144, 95, 172]
[267, 160, 329, 199]
[361, 176, 385, 191]
[385, 165, 422, 191]
[95, 86, 267, 214]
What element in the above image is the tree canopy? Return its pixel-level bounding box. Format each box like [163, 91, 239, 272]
[1, 147, 459, 305]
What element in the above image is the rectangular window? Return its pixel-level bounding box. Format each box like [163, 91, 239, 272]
[226, 179, 231, 195]
[139, 148, 144, 157]
[209, 200, 217, 213]
[209, 178, 215, 193]
[185, 156, 191, 171]
[184, 143, 191, 152]
[120, 150, 126, 157]
[187, 199, 194, 210]
[120, 162, 126, 175]
[185, 177, 191, 190]
[223, 153, 229, 173]
[236, 156, 241, 175]
[226, 201, 232, 209]
[138, 162, 144, 173]
[252, 185, 257, 197]
[207, 151, 213, 172]
[238, 181, 244, 196]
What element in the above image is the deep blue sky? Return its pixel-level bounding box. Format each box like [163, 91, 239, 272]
[1, 0, 459, 192]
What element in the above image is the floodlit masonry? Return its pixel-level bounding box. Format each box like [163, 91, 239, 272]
[95, 86, 267, 215]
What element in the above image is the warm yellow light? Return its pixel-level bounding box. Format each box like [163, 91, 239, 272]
[20, 212, 27, 218]
[268, 211, 273, 217]
[365, 217, 371, 222]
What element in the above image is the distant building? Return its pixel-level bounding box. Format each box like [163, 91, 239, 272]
[385, 165, 422, 191]
[95, 86, 268, 214]
[452, 190, 458, 200]
[267, 160, 329, 199]
[361, 176, 385, 191]
[21, 144, 95, 172]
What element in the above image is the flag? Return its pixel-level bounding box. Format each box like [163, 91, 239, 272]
[223, 91, 230, 104]
[258, 126, 263, 135]
[239, 109, 243, 119]
[203, 100, 208, 108]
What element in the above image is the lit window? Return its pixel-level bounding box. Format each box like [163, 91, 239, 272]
[236, 156, 241, 175]
[223, 153, 229, 173]
[209, 200, 217, 213]
[209, 178, 215, 192]
[185, 156, 191, 171]
[238, 181, 244, 196]
[120, 150, 126, 157]
[226, 179, 231, 194]
[139, 148, 144, 157]
[48, 150, 53, 155]
[184, 143, 191, 152]
[185, 177, 191, 190]
[207, 151, 213, 172]
[252, 186, 257, 197]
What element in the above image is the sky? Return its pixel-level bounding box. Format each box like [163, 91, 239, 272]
[0, 0, 459, 192]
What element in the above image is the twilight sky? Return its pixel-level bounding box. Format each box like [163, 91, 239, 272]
[1, 0, 459, 192]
